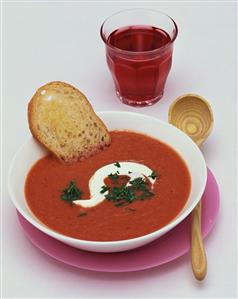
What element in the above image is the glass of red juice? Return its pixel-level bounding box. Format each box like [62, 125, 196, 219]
[100, 9, 178, 107]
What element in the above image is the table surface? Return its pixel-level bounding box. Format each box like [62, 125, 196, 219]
[2, 1, 237, 298]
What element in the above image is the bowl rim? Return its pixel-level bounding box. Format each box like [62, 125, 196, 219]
[8, 110, 207, 246]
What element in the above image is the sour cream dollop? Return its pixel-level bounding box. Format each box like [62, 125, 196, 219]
[74, 162, 156, 208]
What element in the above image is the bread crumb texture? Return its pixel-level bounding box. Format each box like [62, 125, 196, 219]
[28, 81, 111, 163]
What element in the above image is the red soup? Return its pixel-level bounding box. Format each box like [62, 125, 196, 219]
[25, 131, 191, 241]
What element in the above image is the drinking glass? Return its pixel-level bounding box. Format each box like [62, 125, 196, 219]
[100, 9, 178, 107]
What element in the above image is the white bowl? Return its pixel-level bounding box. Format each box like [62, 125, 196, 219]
[8, 111, 207, 253]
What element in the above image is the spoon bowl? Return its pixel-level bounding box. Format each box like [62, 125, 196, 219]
[168, 94, 213, 146]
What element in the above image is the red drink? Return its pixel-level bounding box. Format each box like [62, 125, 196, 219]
[106, 26, 172, 106]
[101, 9, 178, 106]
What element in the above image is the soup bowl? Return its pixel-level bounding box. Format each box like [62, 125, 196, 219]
[8, 111, 207, 253]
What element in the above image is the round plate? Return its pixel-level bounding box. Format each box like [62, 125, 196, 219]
[17, 168, 219, 272]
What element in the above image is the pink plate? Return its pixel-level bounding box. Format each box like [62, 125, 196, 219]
[17, 168, 219, 272]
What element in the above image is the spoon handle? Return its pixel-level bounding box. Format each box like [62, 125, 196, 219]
[191, 201, 207, 280]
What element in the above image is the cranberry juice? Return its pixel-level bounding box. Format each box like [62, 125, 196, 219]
[106, 25, 173, 106]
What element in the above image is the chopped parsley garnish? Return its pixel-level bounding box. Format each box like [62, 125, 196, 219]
[125, 207, 136, 212]
[61, 180, 82, 203]
[138, 190, 154, 200]
[108, 172, 119, 182]
[62, 168, 158, 208]
[121, 176, 129, 184]
[105, 185, 136, 204]
[115, 202, 125, 207]
[129, 177, 146, 189]
[78, 211, 87, 217]
[148, 170, 157, 180]
[100, 185, 110, 194]
[102, 175, 155, 206]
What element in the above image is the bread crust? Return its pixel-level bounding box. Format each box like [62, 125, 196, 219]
[28, 81, 111, 163]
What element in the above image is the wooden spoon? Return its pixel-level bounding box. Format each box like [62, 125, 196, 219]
[168, 93, 214, 280]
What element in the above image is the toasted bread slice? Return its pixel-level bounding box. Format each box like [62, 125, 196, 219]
[28, 81, 111, 163]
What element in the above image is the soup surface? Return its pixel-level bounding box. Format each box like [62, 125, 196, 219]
[25, 131, 191, 241]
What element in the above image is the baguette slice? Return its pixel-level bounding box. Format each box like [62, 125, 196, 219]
[28, 81, 111, 163]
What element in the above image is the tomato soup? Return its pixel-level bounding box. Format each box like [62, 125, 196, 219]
[25, 131, 191, 241]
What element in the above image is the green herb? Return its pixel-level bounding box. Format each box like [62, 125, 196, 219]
[108, 172, 119, 182]
[115, 202, 125, 207]
[129, 177, 147, 190]
[78, 211, 87, 217]
[138, 190, 154, 200]
[104, 175, 154, 206]
[128, 171, 132, 174]
[114, 162, 121, 168]
[116, 170, 120, 174]
[100, 185, 110, 194]
[122, 177, 129, 184]
[61, 181, 82, 203]
[125, 207, 136, 212]
[105, 186, 136, 203]
[148, 170, 157, 180]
